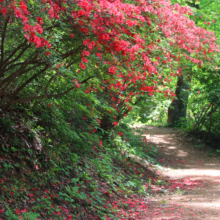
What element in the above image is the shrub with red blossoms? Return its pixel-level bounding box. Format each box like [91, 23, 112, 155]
[0, 0, 218, 133]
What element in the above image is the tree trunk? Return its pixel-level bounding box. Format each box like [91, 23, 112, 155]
[167, 1, 198, 127]
[167, 75, 189, 126]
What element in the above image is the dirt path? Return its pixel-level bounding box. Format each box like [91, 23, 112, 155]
[138, 126, 220, 220]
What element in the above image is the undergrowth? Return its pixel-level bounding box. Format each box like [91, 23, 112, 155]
[0, 104, 159, 220]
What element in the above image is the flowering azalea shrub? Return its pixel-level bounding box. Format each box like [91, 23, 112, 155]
[0, 0, 218, 123]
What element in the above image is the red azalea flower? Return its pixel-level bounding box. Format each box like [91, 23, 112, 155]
[118, 132, 123, 137]
[79, 62, 86, 70]
[46, 51, 51, 56]
[21, 209, 27, 213]
[113, 122, 118, 126]
[15, 209, 20, 214]
[1, 7, 7, 16]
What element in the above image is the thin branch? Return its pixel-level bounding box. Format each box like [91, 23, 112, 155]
[0, 17, 9, 75]
[3, 62, 34, 74]
[10, 65, 50, 101]
[2, 39, 28, 66]
[62, 46, 84, 59]
[2, 65, 50, 111]
[0, 134, 9, 150]
[0, 55, 39, 88]
[200, 0, 214, 9]
[8, 76, 94, 105]
[80, 76, 94, 84]
[44, 18, 69, 31]
[4, 60, 46, 73]
[2, 44, 31, 73]
[45, 73, 59, 96]
[0, 64, 28, 89]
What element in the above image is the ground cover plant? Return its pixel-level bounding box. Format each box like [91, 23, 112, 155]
[0, 105, 161, 219]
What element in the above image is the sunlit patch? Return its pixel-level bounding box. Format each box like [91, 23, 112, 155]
[163, 169, 220, 178]
[167, 146, 176, 149]
[176, 150, 188, 157]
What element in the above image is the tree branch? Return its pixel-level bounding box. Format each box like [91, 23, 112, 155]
[200, 0, 214, 9]
[8, 76, 94, 105]
[2, 65, 50, 111]
[4, 60, 46, 74]
[44, 18, 69, 31]
[0, 56, 39, 88]
[2, 39, 28, 67]
[61, 46, 84, 59]
[45, 73, 59, 96]
[2, 44, 31, 73]
[0, 17, 9, 76]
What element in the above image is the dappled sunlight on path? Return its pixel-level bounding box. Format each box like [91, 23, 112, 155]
[133, 125, 220, 220]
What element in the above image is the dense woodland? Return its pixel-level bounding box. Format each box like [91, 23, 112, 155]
[0, 0, 220, 219]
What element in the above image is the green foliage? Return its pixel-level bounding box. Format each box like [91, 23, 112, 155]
[0, 101, 160, 219]
[166, 0, 220, 144]
[184, 69, 220, 137]
[21, 212, 41, 220]
[3, 202, 17, 220]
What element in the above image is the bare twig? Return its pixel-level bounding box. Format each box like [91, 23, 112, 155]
[200, 0, 214, 9]
[0, 134, 9, 150]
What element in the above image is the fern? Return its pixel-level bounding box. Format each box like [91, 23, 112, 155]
[21, 212, 41, 220]
[3, 201, 17, 220]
